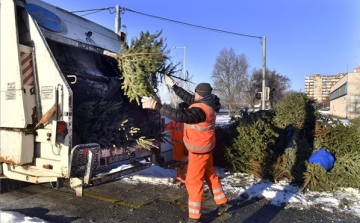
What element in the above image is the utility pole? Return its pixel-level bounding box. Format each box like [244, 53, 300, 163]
[115, 5, 121, 34]
[262, 37, 266, 110]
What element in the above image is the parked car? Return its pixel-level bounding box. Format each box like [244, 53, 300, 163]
[318, 107, 331, 115]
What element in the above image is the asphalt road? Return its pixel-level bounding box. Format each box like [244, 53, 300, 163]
[0, 179, 359, 223]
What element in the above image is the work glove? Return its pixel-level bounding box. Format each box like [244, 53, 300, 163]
[165, 75, 175, 88]
[141, 96, 158, 109]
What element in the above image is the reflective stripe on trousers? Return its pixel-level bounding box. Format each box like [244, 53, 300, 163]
[184, 140, 215, 152]
[212, 187, 226, 202]
[188, 200, 201, 216]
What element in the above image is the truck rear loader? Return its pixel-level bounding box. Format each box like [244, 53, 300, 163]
[0, 0, 162, 196]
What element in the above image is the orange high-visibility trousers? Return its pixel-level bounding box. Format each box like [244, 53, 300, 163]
[173, 143, 187, 182]
[166, 121, 187, 182]
[185, 151, 227, 219]
[173, 143, 187, 161]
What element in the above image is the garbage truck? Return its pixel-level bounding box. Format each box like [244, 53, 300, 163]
[0, 0, 162, 196]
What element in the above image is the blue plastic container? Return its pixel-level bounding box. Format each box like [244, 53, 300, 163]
[308, 149, 335, 171]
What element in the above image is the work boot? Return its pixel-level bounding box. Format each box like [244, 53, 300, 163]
[217, 202, 232, 216]
[179, 217, 201, 223]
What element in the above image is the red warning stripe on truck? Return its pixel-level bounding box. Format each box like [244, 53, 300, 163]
[20, 51, 34, 86]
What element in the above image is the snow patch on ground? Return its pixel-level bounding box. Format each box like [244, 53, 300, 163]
[119, 165, 360, 218]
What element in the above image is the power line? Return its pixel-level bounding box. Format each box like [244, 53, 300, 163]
[71, 7, 116, 17]
[122, 7, 262, 40]
[70, 6, 261, 41]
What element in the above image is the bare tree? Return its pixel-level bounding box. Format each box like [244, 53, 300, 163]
[212, 48, 249, 114]
[243, 70, 259, 107]
[249, 68, 291, 108]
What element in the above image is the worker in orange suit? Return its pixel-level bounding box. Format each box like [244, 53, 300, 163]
[165, 102, 189, 183]
[141, 76, 231, 223]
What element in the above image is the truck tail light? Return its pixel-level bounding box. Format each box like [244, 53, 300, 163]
[54, 121, 68, 143]
[56, 121, 67, 133]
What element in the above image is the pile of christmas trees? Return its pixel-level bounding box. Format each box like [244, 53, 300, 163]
[216, 92, 360, 191]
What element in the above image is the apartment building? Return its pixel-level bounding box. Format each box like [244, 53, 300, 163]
[304, 73, 346, 106]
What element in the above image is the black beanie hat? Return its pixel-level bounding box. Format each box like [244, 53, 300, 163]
[195, 83, 213, 97]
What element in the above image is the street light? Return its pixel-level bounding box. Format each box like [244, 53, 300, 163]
[173, 46, 186, 80]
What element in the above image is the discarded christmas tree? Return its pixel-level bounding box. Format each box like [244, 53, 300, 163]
[115, 30, 177, 104]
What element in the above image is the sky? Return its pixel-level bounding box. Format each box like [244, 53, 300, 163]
[39, 0, 360, 97]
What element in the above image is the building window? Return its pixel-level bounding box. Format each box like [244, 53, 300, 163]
[330, 83, 347, 100]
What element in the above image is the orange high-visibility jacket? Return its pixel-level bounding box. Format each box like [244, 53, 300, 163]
[166, 121, 184, 145]
[183, 103, 216, 153]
